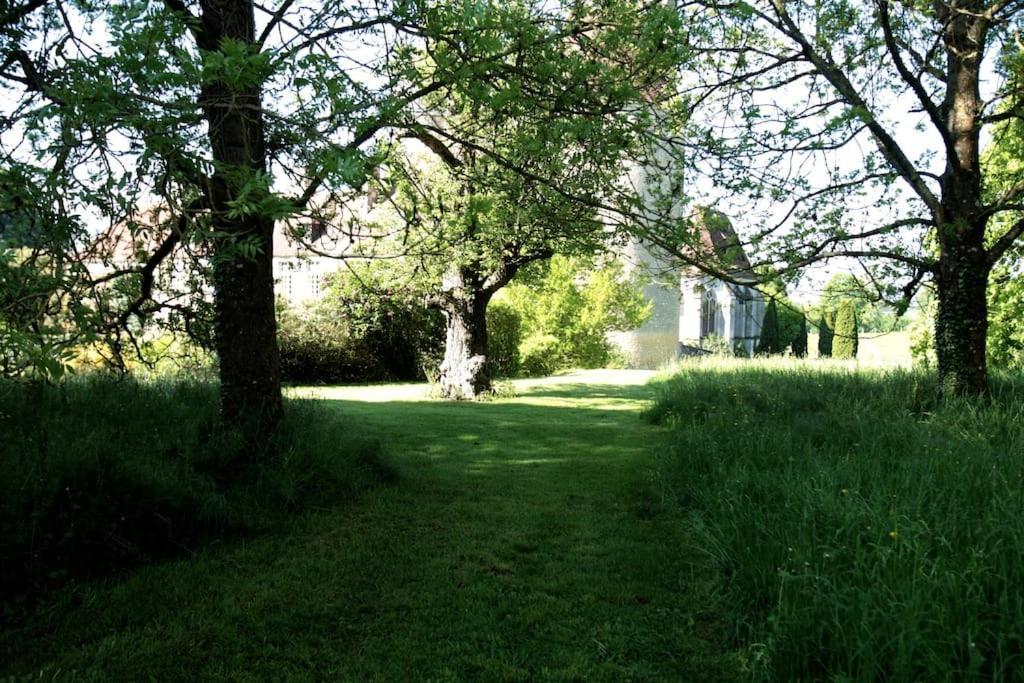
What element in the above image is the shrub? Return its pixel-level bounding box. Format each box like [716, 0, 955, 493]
[519, 334, 563, 377]
[833, 300, 859, 359]
[277, 265, 446, 384]
[502, 254, 651, 374]
[701, 333, 734, 356]
[0, 377, 388, 601]
[486, 302, 522, 378]
[647, 361, 1024, 680]
[791, 315, 808, 357]
[817, 309, 835, 357]
[755, 300, 784, 355]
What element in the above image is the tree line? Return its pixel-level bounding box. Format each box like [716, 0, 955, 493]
[2, 0, 1024, 446]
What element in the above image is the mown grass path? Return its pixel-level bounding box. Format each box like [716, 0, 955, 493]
[3, 371, 732, 681]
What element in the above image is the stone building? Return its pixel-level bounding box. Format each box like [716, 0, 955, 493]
[611, 210, 764, 368]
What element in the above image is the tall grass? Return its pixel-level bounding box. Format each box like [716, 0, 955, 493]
[1, 377, 389, 603]
[647, 359, 1024, 680]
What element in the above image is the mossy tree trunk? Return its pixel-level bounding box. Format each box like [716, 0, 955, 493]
[934, 234, 990, 395]
[928, 5, 991, 397]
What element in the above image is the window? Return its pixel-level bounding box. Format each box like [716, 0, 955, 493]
[701, 288, 719, 338]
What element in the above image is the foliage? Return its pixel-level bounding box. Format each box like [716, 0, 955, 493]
[818, 309, 836, 358]
[0, 376, 388, 601]
[790, 315, 808, 357]
[815, 274, 909, 333]
[700, 334, 734, 357]
[0, 167, 97, 379]
[755, 276, 805, 349]
[485, 302, 522, 378]
[502, 255, 651, 375]
[755, 300, 784, 355]
[277, 263, 445, 384]
[832, 300, 859, 359]
[518, 333, 563, 377]
[986, 269, 1024, 368]
[648, 360, 1024, 680]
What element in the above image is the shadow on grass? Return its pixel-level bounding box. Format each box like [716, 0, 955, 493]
[0, 378, 731, 681]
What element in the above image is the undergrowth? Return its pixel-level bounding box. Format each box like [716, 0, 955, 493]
[0, 376, 389, 605]
[647, 359, 1024, 680]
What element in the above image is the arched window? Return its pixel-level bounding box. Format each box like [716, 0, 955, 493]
[701, 288, 719, 338]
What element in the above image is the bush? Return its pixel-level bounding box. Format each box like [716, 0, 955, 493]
[833, 300, 859, 359]
[502, 255, 651, 375]
[519, 334, 563, 377]
[486, 302, 522, 378]
[647, 361, 1024, 680]
[817, 309, 835, 357]
[277, 266, 446, 384]
[0, 377, 388, 602]
[700, 333, 733, 356]
[755, 300, 784, 355]
[790, 315, 808, 357]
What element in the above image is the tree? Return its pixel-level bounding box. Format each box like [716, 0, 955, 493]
[791, 315, 808, 358]
[635, 0, 1024, 395]
[833, 301, 859, 359]
[817, 309, 836, 358]
[756, 299, 784, 355]
[757, 274, 807, 349]
[378, 4, 679, 398]
[502, 255, 652, 373]
[1, 2, 672, 426]
[818, 273, 908, 333]
[0, 0, 445, 435]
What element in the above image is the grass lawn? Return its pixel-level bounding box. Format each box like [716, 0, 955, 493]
[1, 370, 735, 680]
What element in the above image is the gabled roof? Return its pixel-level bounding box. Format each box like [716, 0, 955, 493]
[688, 207, 756, 281]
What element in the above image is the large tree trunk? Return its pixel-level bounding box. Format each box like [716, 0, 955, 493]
[931, 6, 990, 396]
[435, 267, 493, 399]
[934, 237, 990, 396]
[200, 0, 283, 433]
[438, 293, 492, 399]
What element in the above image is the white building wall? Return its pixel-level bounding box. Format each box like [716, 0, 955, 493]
[273, 257, 340, 306]
[608, 238, 682, 369]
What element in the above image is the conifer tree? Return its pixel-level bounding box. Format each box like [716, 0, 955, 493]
[791, 315, 808, 358]
[833, 301, 859, 359]
[756, 300, 784, 355]
[818, 310, 835, 358]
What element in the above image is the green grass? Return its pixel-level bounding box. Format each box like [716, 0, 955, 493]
[0, 377, 387, 603]
[647, 358, 1024, 680]
[1, 370, 736, 680]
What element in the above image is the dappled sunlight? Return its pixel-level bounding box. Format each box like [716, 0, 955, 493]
[290, 370, 657, 409]
[293, 370, 664, 482]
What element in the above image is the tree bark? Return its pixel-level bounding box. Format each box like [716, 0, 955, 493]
[438, 294, 492, 399]
[930, 2, 990, 396]
[435, 269, 493, 399]
[199, 0, 283, 433]
[934, 236, 990, 395]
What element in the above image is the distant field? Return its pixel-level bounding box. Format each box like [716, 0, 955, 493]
[808, 330, 913, 366]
